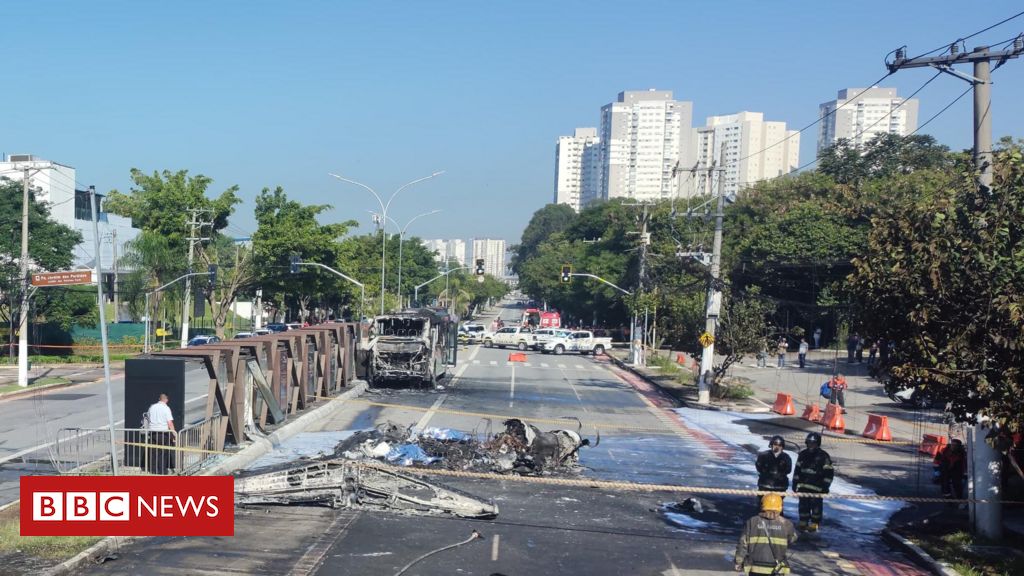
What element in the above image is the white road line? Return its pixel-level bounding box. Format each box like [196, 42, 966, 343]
[574, 364, 584, 370]
[472, 360, 480, 365]
[491, 534, 500, 561]
[541, 363, 549, 368]
[523, 362, 532, 367]
[509, 365, 516, 408]
[558, 363, 567, 369]
[412, 394, 447, 432]
[0, 393, 209, 466]
[489, 360, 498, 366]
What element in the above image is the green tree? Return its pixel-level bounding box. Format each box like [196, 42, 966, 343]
[849, 149, 1024, 431]
[510, 203, 577, 276]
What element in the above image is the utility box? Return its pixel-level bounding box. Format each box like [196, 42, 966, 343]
[124, 357, 187, 431]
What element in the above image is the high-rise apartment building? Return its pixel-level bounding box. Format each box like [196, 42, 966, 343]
[472, 238, 506, 277]
[817, 87, 919, 155]
[554, 127, 601, 211]
[692, 112, 799, 198]
[423, 239, 466, 267]
[598, 90, 693, 203]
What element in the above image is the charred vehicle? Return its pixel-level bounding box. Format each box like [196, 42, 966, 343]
[368, 309, 457, 387]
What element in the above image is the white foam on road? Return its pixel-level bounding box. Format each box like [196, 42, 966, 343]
[672, 407, 902, 534]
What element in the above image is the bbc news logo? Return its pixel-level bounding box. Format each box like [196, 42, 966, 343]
[21, 476, 234, 536]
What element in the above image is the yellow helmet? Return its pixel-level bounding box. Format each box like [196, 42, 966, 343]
[761, 494, 783, 512]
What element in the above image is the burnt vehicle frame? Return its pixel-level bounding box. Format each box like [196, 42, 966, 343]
[368, 308, 458, 387]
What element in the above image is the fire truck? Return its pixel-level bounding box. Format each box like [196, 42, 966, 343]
[521, 308, 561, 328]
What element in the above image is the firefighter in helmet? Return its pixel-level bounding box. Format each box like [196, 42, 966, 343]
[755, 435, 792, 508]
[735, 493, 798, 574]
[792, 432, 834, 531]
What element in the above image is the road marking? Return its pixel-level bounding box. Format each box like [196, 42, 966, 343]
[574, 364, 584, 370]
[288, 510, 360, 576]
[0, 393, 209, 466]
[491, 534, 500, 561]
[523, 362, 532, 367]
[489, 360, 498, 366]
[558, 363, 566, 368]
[541, 363, 549, 368]
[509, 365, 516, 408]
[472, 360, 480, 365]
[412, 394, 448, 432]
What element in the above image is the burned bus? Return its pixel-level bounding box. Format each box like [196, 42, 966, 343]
[367, 308, 458, 387]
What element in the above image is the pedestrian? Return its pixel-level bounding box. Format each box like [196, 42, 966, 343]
[797, 339, 809, 369]
[846, 333, 858, 363]
[855, 336, 865, 363]
[828, 374, 847, 413]
[757, 338, 768, 368]
[868, 340, 879, 366]
[813, 327, 822, 349]
[776, 338, 787, 368]
[934, 439, 966, 501]
[793, 432, 834, 532]
[734, 493, 797, 575]
[756, 435, 792, 509]
[879, 339, 890, 365]
[145, 393, 177, 475]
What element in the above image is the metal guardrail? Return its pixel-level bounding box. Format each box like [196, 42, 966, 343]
[53, 415, 226, 476]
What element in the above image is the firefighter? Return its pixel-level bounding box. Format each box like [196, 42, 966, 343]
[734, 493, 797, 574]
[792, 432, 834, 532]
[755, 435, 792, 508]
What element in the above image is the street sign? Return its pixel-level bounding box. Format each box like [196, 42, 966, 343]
[31, 270, 94, 287]
[699, 332, 715, 348]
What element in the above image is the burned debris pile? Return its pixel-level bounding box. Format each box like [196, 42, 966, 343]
[334, 418, 598, 476]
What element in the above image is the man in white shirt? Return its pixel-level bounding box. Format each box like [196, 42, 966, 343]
[146, 394, 176, 474]
[798, 338, 810, 369]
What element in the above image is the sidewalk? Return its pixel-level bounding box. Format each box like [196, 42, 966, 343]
[0, 365, 118, 400]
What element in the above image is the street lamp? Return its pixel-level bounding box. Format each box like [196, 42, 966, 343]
[329, 171, 444, 315]
[369, 209, 442, 308]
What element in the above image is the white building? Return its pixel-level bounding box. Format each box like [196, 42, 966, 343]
[554, 127, 601, 211]
[692, 112, 799, 198]
[0, 153, 139, 281]
[472, 238, 506, 277]
[598, 90, 693, 203]
[817, 87, 919, 155]
[422, 239, 466, 268]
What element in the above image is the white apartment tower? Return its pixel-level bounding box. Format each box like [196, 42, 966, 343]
[693, 112, 799, 198]
[423, 239, 466, 267]
[472, 238, 506, 277]
[553, 128, 600, 211]
[817, 87, 919, 154]
[599, 90, 693, 203]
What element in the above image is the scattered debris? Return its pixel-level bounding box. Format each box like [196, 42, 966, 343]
[334, 419, 597, 476]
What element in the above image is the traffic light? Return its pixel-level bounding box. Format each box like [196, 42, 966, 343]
[560, 264, 572, 284]
[289, 255, 300, 274]
[207, 264, 218, 285]
[475, 258, 485, 276]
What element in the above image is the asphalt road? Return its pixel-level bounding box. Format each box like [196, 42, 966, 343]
[72, 303, 929, 575]
[0, 363, 211, 506]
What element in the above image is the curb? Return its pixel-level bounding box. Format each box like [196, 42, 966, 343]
[882, 528, 962, 576]
[0, 380, 83, 402]
[41, 380, 369, 576]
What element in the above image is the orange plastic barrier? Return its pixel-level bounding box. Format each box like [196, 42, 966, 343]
[801, 403, 821, 423]
[822, 402, 845, 432]
[676, 353, 686, 365]
[772, 393, 796, 416]
[919, 434, 948, 457]
[862, 414, 893, 441]
[508, 352, 527, 363]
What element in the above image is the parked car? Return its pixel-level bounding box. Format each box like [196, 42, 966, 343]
[483, 326, 534, 350]
[187, 335, 221, 347]
[531, 328, 571, 350]
[234, 332, 254, 339]
[458, 324, 487, 343]
[541, 330, 611, 356]
[286, 323, 304, 331]
[887, 382, 944, 409]
[266, 323, 289, 333]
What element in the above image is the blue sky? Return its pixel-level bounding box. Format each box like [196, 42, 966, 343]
[3, 1, 1023, 244]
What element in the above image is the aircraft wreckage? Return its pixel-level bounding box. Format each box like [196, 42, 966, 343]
[234, 418, 597, 519]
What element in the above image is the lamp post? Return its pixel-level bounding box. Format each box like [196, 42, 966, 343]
[329, 171, 444, 315]
[371, 209, 442, 308]
[413, 266, 471, 306]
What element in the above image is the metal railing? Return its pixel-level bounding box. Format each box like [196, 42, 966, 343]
[53, 415, 226, 476]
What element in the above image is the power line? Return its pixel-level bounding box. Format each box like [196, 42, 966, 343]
[907, 10, 1024, 60]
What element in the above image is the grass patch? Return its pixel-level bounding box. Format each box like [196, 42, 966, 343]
[713, 377, 755, 400]
[909, 528, 1024, 576]
[0, 504, 101, 561]
[28, 376, 71, 386]
[647, 354, 696, 386]
[0, 353, 135, 365]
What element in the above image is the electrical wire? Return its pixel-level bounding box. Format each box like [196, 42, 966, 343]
[909, 10, 1024, 60]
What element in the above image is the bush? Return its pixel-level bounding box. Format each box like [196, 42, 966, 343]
[713, 377, 754, 400]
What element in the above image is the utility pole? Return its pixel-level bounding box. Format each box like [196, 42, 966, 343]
[90, 187, 120, 475]
[623, 202, 652, 366]
[110, 229, 119, 323]
[887, 36, 1023, 540]
[180, 209, 212, 348]
[697, 144, 727, 405]
[16, 164, 51, 387]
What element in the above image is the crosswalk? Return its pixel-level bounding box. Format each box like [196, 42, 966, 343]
[468, 359, 607, 372]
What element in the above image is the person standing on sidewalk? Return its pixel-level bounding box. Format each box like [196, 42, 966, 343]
[757, 337, 768, 368]
[756, 435, 792, 508]
[793, 432, 833, 532]
[734, 493, 797, 574]
[145, 393, 177, 475]
[797, 339, 809, 369]
[846, 333, 858, 363]
[934, 439, 966, 501]
[828, 374, 848, 413]
[813, 327, 822, 349]
[855, 336, 865, 363]
[776, 338, 787, 368]
[868, 340, 879, 366]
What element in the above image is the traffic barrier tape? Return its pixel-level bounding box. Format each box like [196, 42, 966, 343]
[355, 461, 1024, 505]
[117, 440, 232, 456]
[1, 343, 143, 350]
